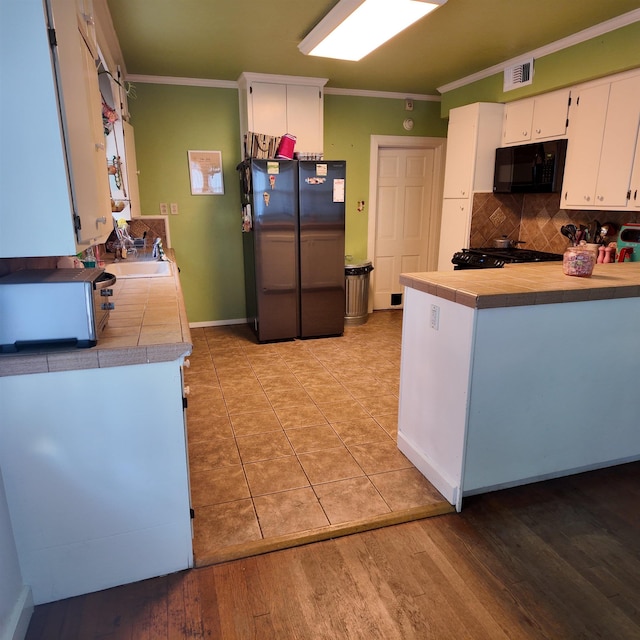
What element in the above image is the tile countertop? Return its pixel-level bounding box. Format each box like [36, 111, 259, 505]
[399, 261, 640, 310]
[0, 254, 192, 377]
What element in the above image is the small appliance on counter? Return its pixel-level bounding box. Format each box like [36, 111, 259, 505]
[616, 223, 640, 262]
[0, 269, 115, 353]
[451, 247, 563, 269]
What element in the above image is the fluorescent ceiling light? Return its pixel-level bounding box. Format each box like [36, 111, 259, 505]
[298, 0, 447, 62]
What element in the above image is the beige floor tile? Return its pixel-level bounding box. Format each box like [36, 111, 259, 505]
[224, 392, 272, 415]
[274, 404, 327, 428]
[186, 397, 228, 421]
[187, 414, 235, 442]
[253, 487, 329, 537]
[348, 440, 413, 475]
[317, 400, 370, 423]
[298, 446, 364, 485]
[244, 456, 310, 496]
[285, 425, 343, 453]
[370, 468, 445, 511]
[331, 418, 392, 446]
[258, 374, 301, 392]
[190, 465, 249, 507]
[314, 476, 391, 525]
[303, 384, 353, 404]
[236, 431, 294, 463]
[188, 437, 241, 472]
[265, 386, 313, 408]
[193, 499, 262, 556]
[358, 395, 399, 417]
[230, 410, 283, 437]
[374, 414, 398, 438]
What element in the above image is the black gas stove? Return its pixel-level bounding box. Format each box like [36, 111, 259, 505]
[452, 247, 563, 269]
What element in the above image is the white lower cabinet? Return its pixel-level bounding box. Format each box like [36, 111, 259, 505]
[0, 361, 193, 605]
[438, 199, 469, 271]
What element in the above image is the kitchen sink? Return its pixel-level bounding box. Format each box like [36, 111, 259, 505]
[108, 260, 173, 278]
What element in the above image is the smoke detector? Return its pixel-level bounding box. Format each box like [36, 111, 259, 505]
[504, 58, 534, 92]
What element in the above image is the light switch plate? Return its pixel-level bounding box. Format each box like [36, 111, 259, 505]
[159, 203, 168, 215]
[170, 203, 179, 215]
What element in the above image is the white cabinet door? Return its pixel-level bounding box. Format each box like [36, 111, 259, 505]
[561, 83, 610, 207]
[628, 136, 640, 209]
[53, 0, 112, 245]
[122, 121, 141, 219]
[248, 82, 288, 137]
[503, 89, 569, 145]
[503, 100, 535, 144]
[443, 115, 475, 199]
[595, 76, 640, 207]
[438, 199, 470, 271]
[286, 84, 323, 153]
[562, 76, 640, 209]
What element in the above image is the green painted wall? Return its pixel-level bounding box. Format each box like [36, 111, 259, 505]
[441, 21, 640, 115]
[129, 85, 446, 323]
[325, 95, 447, 262]
[129, 84, 244, 324]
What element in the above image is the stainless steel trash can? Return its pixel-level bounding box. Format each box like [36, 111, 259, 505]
[344, 261, 373, 326]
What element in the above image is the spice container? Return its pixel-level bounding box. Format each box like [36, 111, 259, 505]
[563, 244, 596, 277]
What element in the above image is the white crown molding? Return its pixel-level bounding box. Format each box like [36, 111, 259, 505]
[437, 8, 640, 94]
[126, 75, 238, 89]
[125, 73, 440, 101]
[324, 87, 440, 101]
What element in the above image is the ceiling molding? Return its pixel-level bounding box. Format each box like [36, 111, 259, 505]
[126, 75, 238, 89]
[437, 7, 640, 94]
[324, 87, 440, 101]
[125, 74, 440, 101]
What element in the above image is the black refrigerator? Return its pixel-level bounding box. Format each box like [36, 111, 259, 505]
[239, 159, 346, 342]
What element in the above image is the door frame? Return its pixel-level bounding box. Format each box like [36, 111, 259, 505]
[367, 135, 447, 311]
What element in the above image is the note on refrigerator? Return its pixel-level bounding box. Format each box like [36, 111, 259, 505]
[333, 179, 345, 203]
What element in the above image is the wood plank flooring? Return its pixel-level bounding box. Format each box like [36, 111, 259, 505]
[26, 460, 640, 639]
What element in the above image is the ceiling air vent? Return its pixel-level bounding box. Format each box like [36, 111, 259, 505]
[503, 59, 534, 92]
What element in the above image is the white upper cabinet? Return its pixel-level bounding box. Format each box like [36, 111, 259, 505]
[53, 0, 112, 245]
[238, 73, 327, 156]
[0, 0, 111, 257]
[502, 89, 570, 145]
[561, 74, 640, 210]
[628, 135, 640, 210]
[442, 102, 504, 199]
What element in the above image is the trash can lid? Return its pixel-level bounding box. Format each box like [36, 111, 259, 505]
[344, 261, 373, 275]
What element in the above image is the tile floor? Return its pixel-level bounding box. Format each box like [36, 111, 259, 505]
[184, 310, 450, 566]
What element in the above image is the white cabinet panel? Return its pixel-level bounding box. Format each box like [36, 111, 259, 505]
[443, 115, 475, 199]
[438, 199, 469, 271]
[562, 75, 640, 210]
[238, 73, 327, 157]
[502, 89, 570, 145]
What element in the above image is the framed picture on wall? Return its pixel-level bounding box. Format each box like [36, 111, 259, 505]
[188, 150, 224, 195]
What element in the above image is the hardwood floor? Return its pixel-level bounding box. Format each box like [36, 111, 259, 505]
[26, 461, 640, 639]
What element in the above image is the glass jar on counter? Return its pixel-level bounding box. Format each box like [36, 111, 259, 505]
[563, 244, 596, 277]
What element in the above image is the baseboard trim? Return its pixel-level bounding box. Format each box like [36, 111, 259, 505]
[1, 586, 33, 640]
[189, 318, 247, 328]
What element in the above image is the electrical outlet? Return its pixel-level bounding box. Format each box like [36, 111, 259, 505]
[430, 304, 440, 330]
[170, 203, 179, 215]
[405, 98, 414, 111]
[159, 203, 168, 215]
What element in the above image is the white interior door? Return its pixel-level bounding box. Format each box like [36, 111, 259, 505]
[373, 147, 435, 309]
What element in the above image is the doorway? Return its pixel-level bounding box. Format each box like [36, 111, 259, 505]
[367, 136, 446, 310]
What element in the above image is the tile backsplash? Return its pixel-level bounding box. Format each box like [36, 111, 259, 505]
[469, 192, 640, 255]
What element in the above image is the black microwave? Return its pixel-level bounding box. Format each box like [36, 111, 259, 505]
[493, 139, 568, 193]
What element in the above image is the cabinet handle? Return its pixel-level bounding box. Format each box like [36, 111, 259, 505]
[523, 131, 528, 136]
[634, 190, 638, 201]
[597, 195, 604, 202]
[535, 128, 542, 134]
[584, 195, 591, 202]
[96, 216, 107, 225]
[95, 142, 105, 151]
